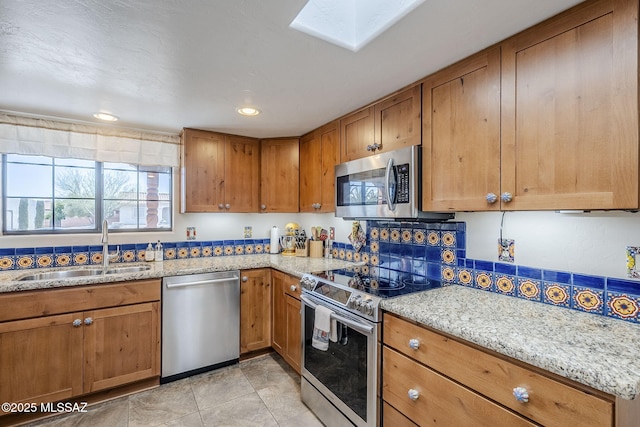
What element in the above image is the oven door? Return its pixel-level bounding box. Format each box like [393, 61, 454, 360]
[301, 294, 378, 427]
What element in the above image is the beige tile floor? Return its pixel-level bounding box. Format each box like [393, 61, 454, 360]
[26, 353, 323, 427]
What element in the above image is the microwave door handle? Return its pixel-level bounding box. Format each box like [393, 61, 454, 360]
[385, 158, 396, 211]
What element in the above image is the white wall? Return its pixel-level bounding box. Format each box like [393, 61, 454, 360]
[457, 211, 640, 279]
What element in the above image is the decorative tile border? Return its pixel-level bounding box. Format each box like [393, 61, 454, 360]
[0, 239, 273, 271]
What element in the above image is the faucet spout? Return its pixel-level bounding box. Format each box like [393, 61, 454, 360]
[102, 219, 109, 269]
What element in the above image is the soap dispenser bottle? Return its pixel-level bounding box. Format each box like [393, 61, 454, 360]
[145, 243, 155, 262]
[155, 240, 163, 262]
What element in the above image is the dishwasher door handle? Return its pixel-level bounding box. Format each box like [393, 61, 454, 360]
[166, 276, 239, 288]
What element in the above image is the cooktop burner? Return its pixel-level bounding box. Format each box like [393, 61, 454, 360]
[311, 266, 442, 299]
[300, 266, 443, 323]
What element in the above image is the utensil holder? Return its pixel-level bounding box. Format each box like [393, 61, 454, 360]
[309, 241, 324, 258]
[295, 240, 309, 257]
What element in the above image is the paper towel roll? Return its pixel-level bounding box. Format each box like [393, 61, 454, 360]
[270, 226, 280, 254]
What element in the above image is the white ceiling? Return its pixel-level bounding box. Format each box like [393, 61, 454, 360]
[0, 0, 585, 138]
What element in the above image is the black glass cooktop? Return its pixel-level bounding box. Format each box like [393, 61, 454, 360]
[311, 266, 442, 299]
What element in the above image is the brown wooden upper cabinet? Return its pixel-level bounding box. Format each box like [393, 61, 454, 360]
[181, 128, 260, 213]
[500, 0, 638, 210]
[424, 0, 638, 211]
[340, 84, 421, 162]
[260, 138, 300, 213]
[300, 120, 340, 212]
[422, 46, 501, 212]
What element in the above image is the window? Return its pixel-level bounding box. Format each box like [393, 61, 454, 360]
[2, 154, 172, 233]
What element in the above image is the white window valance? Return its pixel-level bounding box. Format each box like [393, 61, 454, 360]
[0, 114, 180, 167]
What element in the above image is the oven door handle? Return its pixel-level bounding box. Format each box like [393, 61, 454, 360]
[301, 295, 374, 336]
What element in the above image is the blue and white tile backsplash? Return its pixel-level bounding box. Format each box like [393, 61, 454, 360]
[2, 219, 639, 324]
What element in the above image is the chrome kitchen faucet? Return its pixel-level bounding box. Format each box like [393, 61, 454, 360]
[101, 219, 119, 270]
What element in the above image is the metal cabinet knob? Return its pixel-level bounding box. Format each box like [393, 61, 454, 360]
[367, 144, 375, 151]
[501, 192, 513, 203]
[290, 285, 297, 292]
[218, 204, 224, 209]
[84, 317, 93, 326]
[73, 319, 82, 327]
[408, 339, 420, 350]
[225, 203, 231, 209]
[260, 204, 266, 210]
[486, 193, 498, 204]
[408, 389, 420, 401]
[242, 276, 248, 282]
[513, 387, 529, 403]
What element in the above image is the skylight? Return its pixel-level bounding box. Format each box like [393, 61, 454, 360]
[290, 0, 425, 52]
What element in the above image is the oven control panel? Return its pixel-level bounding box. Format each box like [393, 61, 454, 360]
[300, 273, 381, 322]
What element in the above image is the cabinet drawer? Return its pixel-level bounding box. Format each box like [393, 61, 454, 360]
[283, 277, 301, 299]
[0, 279, 161, 322]
[384, 314, 614, 427]
[383, 347, 536, 427]
[382, 401, 417, 427]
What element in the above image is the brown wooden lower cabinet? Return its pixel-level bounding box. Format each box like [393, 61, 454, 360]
[240, 268, 272, 354]
[383, 312, 617, 427]
[0, 279, 161, 413]
[271, 269, 301, 373]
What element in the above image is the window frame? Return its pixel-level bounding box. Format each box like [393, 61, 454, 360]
[2, 154, 173, 235]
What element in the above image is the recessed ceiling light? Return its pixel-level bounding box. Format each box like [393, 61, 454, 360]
[236, 107, 261, 117]
[93, 112, 119, 122]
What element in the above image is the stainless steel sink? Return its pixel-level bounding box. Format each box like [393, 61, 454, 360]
[17, 265, 151, 281]
[17, 269, 104, 281]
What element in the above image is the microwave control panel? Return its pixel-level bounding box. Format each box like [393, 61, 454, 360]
[396, 163, 410, 203]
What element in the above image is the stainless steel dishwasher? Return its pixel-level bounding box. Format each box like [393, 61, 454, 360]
[161, 270, 240, 383]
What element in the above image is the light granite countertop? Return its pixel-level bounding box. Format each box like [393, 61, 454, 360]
[0, 254, 355, 293]
[381, 285, 640, 400]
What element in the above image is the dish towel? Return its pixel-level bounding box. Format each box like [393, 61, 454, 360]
[312, 305, 336, 351]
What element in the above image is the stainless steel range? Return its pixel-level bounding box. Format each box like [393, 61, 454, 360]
[299, 267, 442, 427]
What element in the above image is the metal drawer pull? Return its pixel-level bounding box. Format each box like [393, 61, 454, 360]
[72, 319, 82, 327]
[166, 276, 239, 288]
[408, 339, 420, 350]
[408, 389, 419, 401]
[513, 386, 529, 403]
[84, 317, 93, 326]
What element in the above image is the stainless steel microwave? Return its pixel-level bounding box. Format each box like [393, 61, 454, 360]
[335, 146, 453, 221]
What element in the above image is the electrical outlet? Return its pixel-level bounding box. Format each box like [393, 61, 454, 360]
[244, 226, 252, 238]
[498, 238, 515, 263]
[626, 246, 640, 278]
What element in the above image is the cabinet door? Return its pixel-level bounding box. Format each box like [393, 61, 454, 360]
[181, 129, 226, 212]
[374, 85, 422, 153]
[83, 302, 160, 393]
[271, 270, 286, 355]
[0, 313, 83, 404]
[319, 122, 340, 212]
[340, 106, 374, 162]
[422, 47, 501, 211]
[299, 131, 322, 212]
[260, 138, 300, 212]
[284, 294, 301, 374]
[240, 269, 272, 354]
[225, 135, 260, 212]
[501, 0, 638, 210]
[300, 121, 339, 213]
